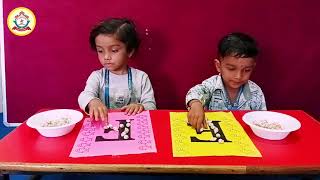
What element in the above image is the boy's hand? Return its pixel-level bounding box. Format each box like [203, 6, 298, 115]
[187, 100, 207, 133]
[88, 99, 108, 123]
[121, 103, 144, 116]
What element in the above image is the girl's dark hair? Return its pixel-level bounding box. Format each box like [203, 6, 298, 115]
[89, 18, 140, 53]
[218, 32, 258, 59]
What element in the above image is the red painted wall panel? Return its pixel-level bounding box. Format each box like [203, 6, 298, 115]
[3, 0, 320, 123]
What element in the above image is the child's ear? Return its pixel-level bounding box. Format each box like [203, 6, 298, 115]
[214, 59, 221, 73]
[253, 62, 257, 68]
[128, 49, 135, 58]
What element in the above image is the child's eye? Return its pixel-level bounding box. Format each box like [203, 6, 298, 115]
[227, 68, 235, 71]
[111, 49, 119, 53]
[244, 69, 252, 72]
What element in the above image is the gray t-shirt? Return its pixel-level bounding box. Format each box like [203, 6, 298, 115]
[78, 67, 156, 111]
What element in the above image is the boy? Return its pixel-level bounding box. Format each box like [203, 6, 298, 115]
[186, 32, 266, 132]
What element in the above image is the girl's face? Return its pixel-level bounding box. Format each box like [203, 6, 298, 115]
[95, 34, 133, 75]
[215, 56, 256, 92]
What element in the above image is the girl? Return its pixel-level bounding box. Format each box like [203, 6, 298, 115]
[78, 18, 156, 122]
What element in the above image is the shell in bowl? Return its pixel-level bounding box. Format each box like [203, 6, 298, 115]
[242, 111, 301, 140]
[26, 109, 83, 137]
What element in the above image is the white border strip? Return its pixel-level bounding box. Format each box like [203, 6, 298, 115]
[0, 1, 21, 127]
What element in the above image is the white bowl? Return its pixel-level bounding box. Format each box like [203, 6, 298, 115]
[26, 109, 83, 137]
[242, 111, 301, 140]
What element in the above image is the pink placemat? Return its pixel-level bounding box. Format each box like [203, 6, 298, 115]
[70, 111, 157, 157]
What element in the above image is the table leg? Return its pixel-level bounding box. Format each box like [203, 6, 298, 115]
[1, 174, 9, 180]
[30, 175, 42, 180]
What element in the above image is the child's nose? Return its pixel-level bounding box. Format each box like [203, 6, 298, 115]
[235, 71, 242, 79]
[104, 54, 111, 60]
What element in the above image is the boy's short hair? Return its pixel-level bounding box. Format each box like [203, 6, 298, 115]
[218, 32, 258, 59]
[89, 18, 140, 53]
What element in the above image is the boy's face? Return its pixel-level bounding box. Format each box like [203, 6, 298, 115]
[95, 34, 133, 74]
[215, 56, 256, 91]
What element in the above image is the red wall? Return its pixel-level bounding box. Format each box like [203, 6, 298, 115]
[3, 0, 320, 123]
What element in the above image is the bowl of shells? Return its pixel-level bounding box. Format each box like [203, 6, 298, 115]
[242, 111, 301, 140]
[26, 109, 83, 137]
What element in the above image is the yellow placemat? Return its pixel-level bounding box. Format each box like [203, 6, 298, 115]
[170, 112, 261, 157]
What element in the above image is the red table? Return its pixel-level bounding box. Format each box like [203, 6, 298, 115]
[0, 110, 319, 175]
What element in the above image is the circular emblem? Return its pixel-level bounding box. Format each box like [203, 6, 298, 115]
[7, 7, 36, 36]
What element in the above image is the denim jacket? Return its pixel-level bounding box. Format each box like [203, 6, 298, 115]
[186, 75, 267, 110]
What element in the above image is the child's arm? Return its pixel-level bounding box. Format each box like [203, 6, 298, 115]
[88, 98, 108, 121]
[185, 78, 214, 109]
[248, 82, 267, 110]
[187, 99, 207, 133]
[186, 78, 214, 132]
[78, 71, 108, 121]
[253, 91, 267, 110]
[258, 92, 267, 110]
[78, 72, 100, 111]
[139, 73, 156, 110]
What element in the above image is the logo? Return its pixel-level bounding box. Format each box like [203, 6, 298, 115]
[7, 7, 36, 36]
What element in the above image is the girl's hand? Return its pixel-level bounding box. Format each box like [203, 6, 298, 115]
[88, 99, 108, 123]
[187, 100, 207, 133]
[121, 103, 144, 116]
